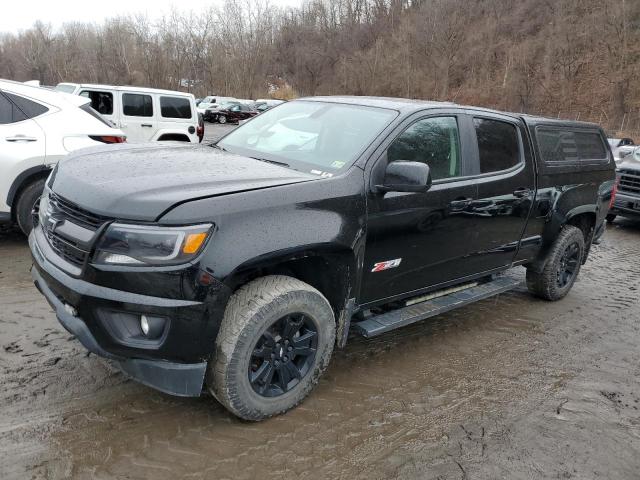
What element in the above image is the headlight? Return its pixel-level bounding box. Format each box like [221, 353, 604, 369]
[94, 223, 212, 266]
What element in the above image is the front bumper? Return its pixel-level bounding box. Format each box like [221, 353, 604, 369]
[610, 192, 640, 218]
[29, 230, 214, 397]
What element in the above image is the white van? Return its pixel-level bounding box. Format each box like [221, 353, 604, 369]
[55, 83, 203, 143]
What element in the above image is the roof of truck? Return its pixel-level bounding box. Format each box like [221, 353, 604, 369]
[302, 96, 601, 129]
[303, 96, 455, 111]
[57, 83, 195, 98]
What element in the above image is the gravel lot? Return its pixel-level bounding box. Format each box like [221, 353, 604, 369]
[1, 126, 639, 479]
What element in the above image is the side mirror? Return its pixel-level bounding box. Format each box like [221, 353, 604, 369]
[377, 160, 432, 193]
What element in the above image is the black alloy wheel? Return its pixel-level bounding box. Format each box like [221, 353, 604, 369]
[249, 313, 318, 397]
[556, 241, 580, 288]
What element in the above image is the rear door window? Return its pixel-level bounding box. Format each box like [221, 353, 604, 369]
[122, 93, 153, 117]
[80, 90, 113, 115]
[4, 93, 49, 119]
[0, 93, 27, 124]
[537, 128, 607, 163]
[473, 118, 521, 173]
[160, 96, 191, 119]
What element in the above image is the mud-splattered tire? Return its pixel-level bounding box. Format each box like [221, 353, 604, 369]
[606, 213, 617, 223]
[526, 225, 585, 301]
[208, 275, 335, 421]
[15, 179, 45, 236]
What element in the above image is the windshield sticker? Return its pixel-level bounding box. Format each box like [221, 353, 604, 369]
[331, 160, 346, 168]
[310, 170, 334, 178]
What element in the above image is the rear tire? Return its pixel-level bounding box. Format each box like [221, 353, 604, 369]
[15, 179, 45, 236]
[526, 225, 585, 301]
[606, 213, 617, 223]
[208, 275, 335, 421]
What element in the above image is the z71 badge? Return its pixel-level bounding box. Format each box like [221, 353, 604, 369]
[371, 258, 402, 272]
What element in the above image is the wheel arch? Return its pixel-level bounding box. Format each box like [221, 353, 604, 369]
[223, 247, 358, 345]
[6, 165, 51, 217]
[156, 133, 191, 142]
[225, 248, 357, 314]
[527, 208, 597, 273]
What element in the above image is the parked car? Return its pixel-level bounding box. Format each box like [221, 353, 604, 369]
[608, 145, 640, 222]
[0, 79, 125, 235]
[30, 97, 615, 421]
[55, 83, 201, 143]
[608, 137, 636, 163]
[256, 99, 286, 107]
[196, 96, 238, 115]
[252, 100, 285, 113]
[209, 102, 258, 124]
[608, 137, 635, 148]
[196, 95, 217, 113]
[202, 101, 241, 122]
[252, 102, 270, 113]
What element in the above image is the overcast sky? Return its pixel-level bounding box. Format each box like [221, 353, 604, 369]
[0, 0, 302, 34]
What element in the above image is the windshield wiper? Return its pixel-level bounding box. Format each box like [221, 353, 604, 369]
[249, 156, 290, 168]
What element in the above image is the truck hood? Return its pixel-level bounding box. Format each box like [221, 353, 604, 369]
[51, 143, 317, 221]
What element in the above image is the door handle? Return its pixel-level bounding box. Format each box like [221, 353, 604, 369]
[6, 135, 37, 142]
[449, 198, 473, 211]
[513, 188, 532, 198]
[141, 124, 153, 127]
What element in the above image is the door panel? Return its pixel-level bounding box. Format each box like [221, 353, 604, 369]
[464, 116, 536, 271]
[361, 182, 479, 304]
[120, 92, 155, 142]
[361, 114, 480, 305]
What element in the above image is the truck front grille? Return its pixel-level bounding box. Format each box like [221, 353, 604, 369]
[45, 231, 88, 267]
[42, 193, 108, 268]
[618, 169, 640, 196]
[48, 192, 105, 229]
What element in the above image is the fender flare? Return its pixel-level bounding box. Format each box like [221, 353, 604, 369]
[528, 205, 598, 273]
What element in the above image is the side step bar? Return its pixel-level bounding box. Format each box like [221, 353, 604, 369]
[352, 275, 522, 338]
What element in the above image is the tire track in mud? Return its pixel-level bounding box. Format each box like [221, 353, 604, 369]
[2, 220, 640, 479]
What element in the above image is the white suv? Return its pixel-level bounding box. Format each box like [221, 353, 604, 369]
[56, 83, 203, 143]
[0, 80, 126, 234]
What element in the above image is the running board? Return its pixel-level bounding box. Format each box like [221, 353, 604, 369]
[352, 276, 522, 338]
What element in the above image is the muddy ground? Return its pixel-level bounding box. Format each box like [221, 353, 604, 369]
[1, 128, 639, 479]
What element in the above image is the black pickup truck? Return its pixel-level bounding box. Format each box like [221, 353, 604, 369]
[30, 97, 616, 420]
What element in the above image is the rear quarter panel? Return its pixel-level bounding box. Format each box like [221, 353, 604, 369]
[515, 123, 615, 265]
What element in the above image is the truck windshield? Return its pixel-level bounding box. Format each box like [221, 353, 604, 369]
[217, 101, 398, 175]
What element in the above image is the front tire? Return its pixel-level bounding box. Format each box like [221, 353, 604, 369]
[218, 115, 227, 124]
[15, 179, 45, 236]
[526, 225, 585, 301]
[208, 275, 335, 421]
